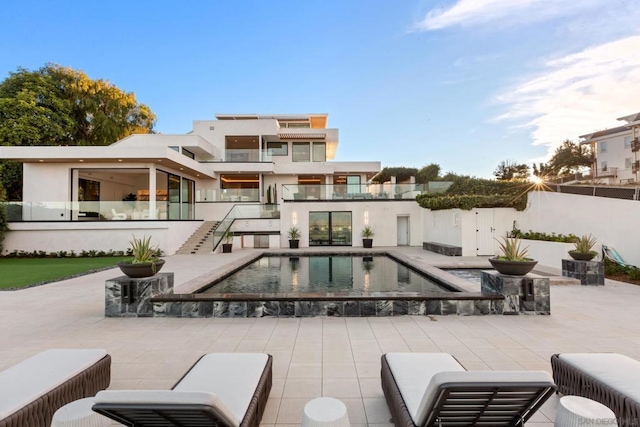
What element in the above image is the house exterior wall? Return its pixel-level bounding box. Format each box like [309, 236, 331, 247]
[3, 221, 201, 256]
[589, 129, 636, 183]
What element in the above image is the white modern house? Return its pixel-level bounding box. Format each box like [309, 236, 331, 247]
[1, 113, 428, 254]
[579, 112, 640, 184]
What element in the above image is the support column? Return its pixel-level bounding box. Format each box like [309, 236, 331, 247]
[149, 164, 157, 219]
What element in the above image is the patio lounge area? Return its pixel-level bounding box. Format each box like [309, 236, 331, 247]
[2, 247, 640, 426]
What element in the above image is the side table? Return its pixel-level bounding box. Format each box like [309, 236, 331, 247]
[51, 397, 111, 427]
[555, 395, 617, 426]
[302, 397, 350, 427]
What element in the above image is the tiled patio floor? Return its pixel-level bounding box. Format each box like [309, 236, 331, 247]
[2, 247, 639, 426]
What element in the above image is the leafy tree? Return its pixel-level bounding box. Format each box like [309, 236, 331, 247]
[0, 161, 22, 201]
[0, 64, 156, 199]
[547, 140, 592, 176]
[493, 159, 530, 181]
[416, 163, 441, 183]
[532, 162, 553, 178]
[0, 185, 7, 253]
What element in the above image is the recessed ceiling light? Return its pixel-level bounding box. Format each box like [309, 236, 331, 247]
[180, 168, 184, 171]
[118, 159, 122, 162]
[79, 159, 84, 162]
[38, 160, 44, 162]
[158, 160, 162, 162]
[196, 174, 200, 177]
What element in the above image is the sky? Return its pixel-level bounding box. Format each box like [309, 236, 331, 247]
[1, 0, 639, 178]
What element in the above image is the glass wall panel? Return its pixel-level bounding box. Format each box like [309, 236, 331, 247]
[181, 178, 195, 219]
[309, 211, 352, 246]
[168, 173, 181, 220]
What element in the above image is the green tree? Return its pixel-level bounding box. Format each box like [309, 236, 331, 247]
[0, 185, 7, 254]
[493, 159, 530, 181]
[416, 163, 441, 183]
[0, 64, 156, 199]
[547, 140, 592, 176]
[371, 167, 418, 183]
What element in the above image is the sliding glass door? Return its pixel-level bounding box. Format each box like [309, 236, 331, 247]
[309, 212, 352, 246]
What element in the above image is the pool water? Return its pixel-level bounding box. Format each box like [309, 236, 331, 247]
[198, 255, 457, 294]
[446, 269, 483, 284]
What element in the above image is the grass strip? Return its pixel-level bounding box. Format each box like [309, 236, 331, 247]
[0, 257, 129, 290]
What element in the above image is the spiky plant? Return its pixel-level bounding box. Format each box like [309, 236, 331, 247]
[573, 234, 597, 254]
[495, 236, 530, 261]
[129, 235, 160, 264]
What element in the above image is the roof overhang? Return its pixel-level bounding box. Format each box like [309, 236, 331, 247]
[0, 146, 216, 179]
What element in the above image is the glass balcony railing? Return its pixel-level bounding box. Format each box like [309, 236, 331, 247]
[196, 188, 260, 202]
[281, 183, 437, 201]
[3, 201, 174, 221]
[212, 203, 280, 251]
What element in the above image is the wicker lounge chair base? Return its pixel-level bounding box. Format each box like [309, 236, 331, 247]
[551, 353, 640, 427]
[93, 353, 272, 427]
[0, 349, 111, 427]
[382, 353, 556, 427]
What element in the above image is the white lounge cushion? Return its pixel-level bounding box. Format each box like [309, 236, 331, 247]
[559, 353, 640, 404]
[172, 353, 269, 425]
[385, 353, 465, 425]
[94, 390, 239, 427]
[0, 348, 107, 421]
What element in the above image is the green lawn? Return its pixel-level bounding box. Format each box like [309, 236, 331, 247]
[0, 257, 130, 289]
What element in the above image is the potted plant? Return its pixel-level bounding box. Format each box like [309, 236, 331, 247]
[362, 225, 374, 248]
[118, 235, 165, 278]
[489, 236, 537, 276]
[222, 228, 233, 253]
[287, 226, 301, 249]
[569, 234, 598, 261]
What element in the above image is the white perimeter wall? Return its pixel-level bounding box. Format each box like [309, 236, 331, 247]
[520, 191, 639, 266]
[4, 221, 201, 256]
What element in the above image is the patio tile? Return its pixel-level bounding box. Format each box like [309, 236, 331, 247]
[323, 378, 362, 398]
[282, 378, 322, 399]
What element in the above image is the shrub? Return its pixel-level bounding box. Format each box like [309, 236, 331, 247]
[512, 230, 578, 243]
[0, 202, 7, 254]
[417, 194, 523, 211]
[495, 236, 530, 261]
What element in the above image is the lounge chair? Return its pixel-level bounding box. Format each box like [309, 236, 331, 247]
[93, 353, 272, 427]
[602, 245, 634, 268]
[0, 349, 111, 427]
[551, 353, 640, 426]
[111, 209, 127, 220]
[381, 353, 556, 426]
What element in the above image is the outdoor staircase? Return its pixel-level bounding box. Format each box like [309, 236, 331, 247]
[175, 221, 220, 254]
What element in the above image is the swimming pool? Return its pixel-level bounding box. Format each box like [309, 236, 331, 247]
[149, 251, 506, 318]
[198, 255, 457, 294]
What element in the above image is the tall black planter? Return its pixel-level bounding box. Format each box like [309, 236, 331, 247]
[222, 243, 232, 253]
[289, 240, 299, 249]
[363, 238, 373, 249]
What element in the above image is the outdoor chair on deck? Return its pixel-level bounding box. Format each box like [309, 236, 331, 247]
[381, 353, 556, 426]
[92, 353, 272, 427]
[110, 209, 127, 220]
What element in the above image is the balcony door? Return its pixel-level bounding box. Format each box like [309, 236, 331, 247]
[309, 212, 352, 246]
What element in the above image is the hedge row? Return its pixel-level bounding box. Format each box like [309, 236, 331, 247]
[417, 194, 526, 211]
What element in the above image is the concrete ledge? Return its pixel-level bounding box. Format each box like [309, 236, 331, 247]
[423, 242, 462, 256]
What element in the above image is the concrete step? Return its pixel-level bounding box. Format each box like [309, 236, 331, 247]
[175, 221, 220, 255]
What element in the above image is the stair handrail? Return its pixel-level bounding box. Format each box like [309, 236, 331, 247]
[212, 203, 279, 251]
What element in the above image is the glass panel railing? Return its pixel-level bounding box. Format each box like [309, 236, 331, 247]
[224, 149, 261, 162]
[3, 201, 171, 221]
[211, 203, 280, 251]
[196, 188, 260, 202]
[281, 183, 433, 201]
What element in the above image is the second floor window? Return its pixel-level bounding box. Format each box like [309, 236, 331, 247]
[625, 137, 633, 148]
[267, 142, 288, 156]
[312, 142, 326, 162]
[601, 161, 608, 171]
[292, 142, 310, 162]
[600, 141, 607, 153]
[626, 157, 633, 169]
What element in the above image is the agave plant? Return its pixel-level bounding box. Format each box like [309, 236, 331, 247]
[573, 234, 597, 254]
[129, 235, 160, 264]
[495, 236, 530, 261]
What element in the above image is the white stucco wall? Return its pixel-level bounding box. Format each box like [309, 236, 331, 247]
[4, 221, 201, 256]
[520, 191, 639, 266]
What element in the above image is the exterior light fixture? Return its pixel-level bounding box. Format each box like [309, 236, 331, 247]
[292, 212, 297, 225]
[364, 211, 369, 225]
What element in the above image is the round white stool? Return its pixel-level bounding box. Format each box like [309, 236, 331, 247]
[302, 397, 350, 427]
[51, 397, 111, 427]
[555, 396, 618, 427]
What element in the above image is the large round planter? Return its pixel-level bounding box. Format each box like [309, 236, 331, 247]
[118, 259, 165, 278]
[289, 239, 299, 249]
[489, 258, 537, 276]
[362, 238, 373, 249]
[568, 251, 596, 261]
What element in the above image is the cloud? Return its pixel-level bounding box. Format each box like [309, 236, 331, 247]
[495, 35, 640, 157]
[414, 0, 604, 31]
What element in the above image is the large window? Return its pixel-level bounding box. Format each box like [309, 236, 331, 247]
[312, 142, 326, 162]
[309, 212, 352, 246]
[267, 141, 288, 156]
[600, 141, 607, 153]
[220, 174, 259, 201]
[292, 142, 310, 162]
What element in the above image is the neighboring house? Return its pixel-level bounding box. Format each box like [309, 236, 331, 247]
[579, 112, 640, 185]
[0, 113, 427, 254]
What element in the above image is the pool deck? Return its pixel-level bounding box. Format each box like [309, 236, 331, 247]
[2, 246, 639, 426]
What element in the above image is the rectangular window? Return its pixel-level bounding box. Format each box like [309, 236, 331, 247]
[292, 142, 310, 162]
[601, 161, 608, 171]
[312, 142, 326, 162]
[267, 141, 288, 156]
[626, 157, 633, 169]
[600, 141, 607, 153]
[625, 137, 633, 148]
